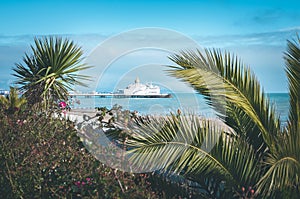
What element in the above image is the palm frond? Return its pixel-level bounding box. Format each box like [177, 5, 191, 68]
[168, 49, 280, 153]
[284, 35, 300, 134]
[0, 94, 9, 109]
[12, 36, 92, 109]
[126, 114, 258, 191]
[252, 35, 300, 197]
[0, 87, 26, 112]
[257, 95, 300, 196]
[257, 149, 300, 196]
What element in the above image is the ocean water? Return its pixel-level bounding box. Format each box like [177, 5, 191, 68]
[268, 93, 290, 122]
[70, 93, 290, 122]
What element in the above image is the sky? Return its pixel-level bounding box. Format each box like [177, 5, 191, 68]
[1, 0, 300, 92]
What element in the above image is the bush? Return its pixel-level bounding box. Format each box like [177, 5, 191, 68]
[0, 109, 158, 198]
[0, 106, 204, 198]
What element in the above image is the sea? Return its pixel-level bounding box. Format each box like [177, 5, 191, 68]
[70, 93, 290, 123]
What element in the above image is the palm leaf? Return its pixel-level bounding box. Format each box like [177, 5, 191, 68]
[0, 87, 26, 112]
[12, 36, 92, 109]
[168, 49, 280, 153]
[257, 138, 300, 196]
[0, 94, 9, 109]
[284, 35, 300, 134]
[126, 114, 259, 192]
[256, 35, 300, 196]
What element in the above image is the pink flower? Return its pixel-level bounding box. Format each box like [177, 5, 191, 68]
[86, 177, 91, 182]
[81, 181, 86, 185]
[59, 101, 67, 109]
[74, 181, 81, 187]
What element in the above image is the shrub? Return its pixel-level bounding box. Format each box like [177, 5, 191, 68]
[0, 106, 204, 198]
[0, 109, 158, 198]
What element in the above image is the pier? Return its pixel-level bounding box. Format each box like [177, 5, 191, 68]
[68, 78, 172, 98]
[68, 93, 172, 98]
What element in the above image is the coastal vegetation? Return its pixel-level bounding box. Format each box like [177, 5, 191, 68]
[0, 87, 26, 114]
[0, 36, 196, 198]
[12, 37, 90, 110]
[0, 93, 200, 198]
[1, 35, 300, 198]
[116, 36, 300, 198]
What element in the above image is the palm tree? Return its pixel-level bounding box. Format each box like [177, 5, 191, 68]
[0, 87, 26, 114]
[122, 36, 300, 198]
[13, 37, 90, 110]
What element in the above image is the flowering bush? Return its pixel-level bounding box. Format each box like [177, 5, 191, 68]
[0, 109, 158, 198]
[0, 107, 200, 198]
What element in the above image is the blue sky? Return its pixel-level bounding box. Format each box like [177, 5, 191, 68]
[1, 0, 300, 92]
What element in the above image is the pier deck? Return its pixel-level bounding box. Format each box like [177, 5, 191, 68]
[69, 93, 172, 98]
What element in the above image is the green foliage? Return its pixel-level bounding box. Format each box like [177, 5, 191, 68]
[168, 49, 280, 153]
[12, 36, 91, 110]
[121, 36, 300, 198]
[0, 87, 26, 114]
[284, 35, 300, 134]
[1, 36, 204, 198]
[80, 105, 206, 198]
[3, 33, 300, 198]
[0, 109, 161, 198]
[0, 106, 203, 198]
